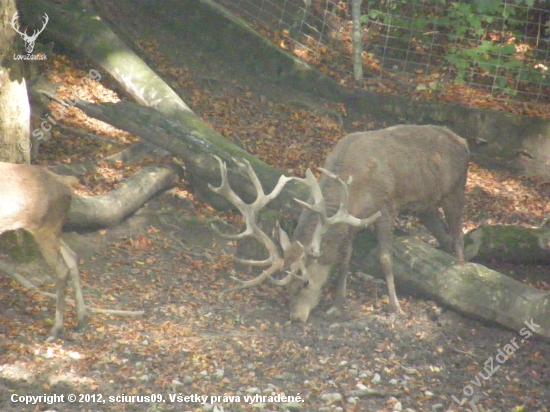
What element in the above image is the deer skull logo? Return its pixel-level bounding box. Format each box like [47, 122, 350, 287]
[11, 12, 49, 54]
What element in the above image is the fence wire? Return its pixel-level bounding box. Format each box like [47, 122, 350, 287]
[216, 0, 550, 111]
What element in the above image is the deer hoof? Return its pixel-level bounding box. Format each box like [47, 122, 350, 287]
[45, 331, 61, 343]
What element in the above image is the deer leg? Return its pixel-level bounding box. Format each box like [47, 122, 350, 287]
[60, 239, 88, 330]
[377, 213, 401, 313]
[441, 190, 465, 261]
[334, 236, 353, 306]
[418, 208, 453, 254]
[32, 230, 69, 341]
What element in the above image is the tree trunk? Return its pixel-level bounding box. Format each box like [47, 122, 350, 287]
[0, 0, 30, 163]
[464, 224, 550, 264]
[358, 236, 550, 339]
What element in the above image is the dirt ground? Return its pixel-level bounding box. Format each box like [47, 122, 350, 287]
[1, 1, 549, 411]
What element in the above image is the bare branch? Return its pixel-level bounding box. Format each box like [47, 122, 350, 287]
[1, 263, 144, 318]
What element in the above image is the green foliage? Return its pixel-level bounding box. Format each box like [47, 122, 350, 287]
[445, 41, 522, 94]
[362, 0, 550, 95]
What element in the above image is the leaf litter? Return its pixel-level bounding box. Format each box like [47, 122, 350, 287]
[1, 19, 549, 412]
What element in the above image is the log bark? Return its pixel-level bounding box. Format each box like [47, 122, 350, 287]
[74, 100, 308, 216]
[464, 224, 550, 264]
[358, 236, 550, 339]
[66, 162, 184, 229]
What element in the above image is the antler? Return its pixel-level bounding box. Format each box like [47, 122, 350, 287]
[209, 156, 300, 295]
[294, 168, 381, 256]
[11, 12, 48, 39]
[11, 12, 25, 36]
[209, 157, 380, 295]
[32, 13, 49, 39]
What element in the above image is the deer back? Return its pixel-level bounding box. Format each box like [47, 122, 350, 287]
[0, 162, 72, 235]
[289, 125, 469, 261]
[320, 125, 468, 215]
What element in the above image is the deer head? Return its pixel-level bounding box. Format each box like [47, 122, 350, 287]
[209, 156, 380, 321]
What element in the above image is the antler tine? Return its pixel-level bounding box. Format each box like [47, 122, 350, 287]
[231, 157, 295, 209]
[11, 12, 23, 34]
[208, 156, 246, 210]
[209, 155, 295, 234]
[209, 156, 296, 296]
[233, 256, 274, 267]
[292, 168, 332, 256]
[293, 169, 326, 216]
[319, 168, 381, 228]
[219, 253, 308, 295]
[273, 255, 310, 285]
[210, 223, 253, 241]
[319, 167, 352, 221]
[219, 258, 282, 296]
[232, 157, 265, 201]
[293, 167, 381, 256]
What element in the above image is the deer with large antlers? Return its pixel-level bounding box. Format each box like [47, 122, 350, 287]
[211, 125, 469, 322]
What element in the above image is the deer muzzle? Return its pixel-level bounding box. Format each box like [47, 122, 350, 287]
[290, 301, 312, 322]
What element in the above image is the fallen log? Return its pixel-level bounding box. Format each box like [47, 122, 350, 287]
[358, 236, 550, 339]
[66, 162, 184, 229]
[74, 100, 308, 216]
[465, 224, 550, 264]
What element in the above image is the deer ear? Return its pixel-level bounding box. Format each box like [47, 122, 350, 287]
[279, 225, 291, 252]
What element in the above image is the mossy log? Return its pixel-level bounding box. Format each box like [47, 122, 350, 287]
[74, 101, 308, 217]
[464, 225, 550, 264]
[359, 236, 550, 339]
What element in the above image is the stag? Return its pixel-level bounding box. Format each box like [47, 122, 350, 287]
[211, 125, 469, 322]
[0, 162, 88, 340]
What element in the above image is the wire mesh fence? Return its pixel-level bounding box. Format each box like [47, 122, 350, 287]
[216, 0, 550, 111]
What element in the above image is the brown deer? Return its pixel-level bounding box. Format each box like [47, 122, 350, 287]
[0, 162, 88, 340]
[210, 125, 469, 322]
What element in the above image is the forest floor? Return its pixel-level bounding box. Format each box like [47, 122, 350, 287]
[1, 0, 549, 411]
